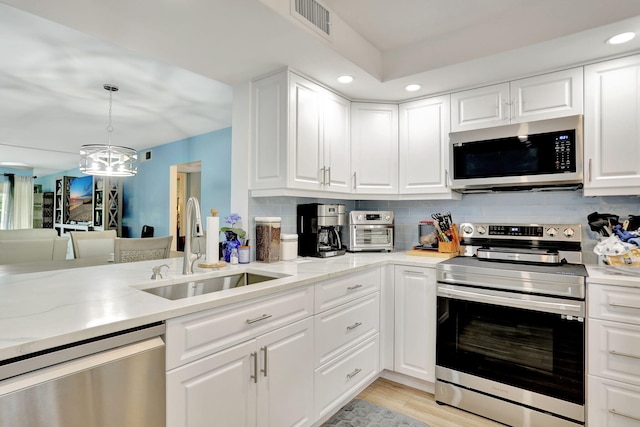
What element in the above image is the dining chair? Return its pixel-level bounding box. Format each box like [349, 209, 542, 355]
[70, 230, 117, 259]
[114, 236, 173, 263]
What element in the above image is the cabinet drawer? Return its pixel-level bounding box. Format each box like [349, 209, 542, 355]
[589, 284, 640, 325]
[588, 375, 640, 426]
[314, 292, 380, 366]
[315, 268, 380, 313]
[314, 334, 380, 421]
[589, 319, 640, 385]
[166, 286, 313, 370]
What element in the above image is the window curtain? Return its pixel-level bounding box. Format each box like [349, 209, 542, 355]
[0, 175, 9, 230]
[0, 175, 33, 230]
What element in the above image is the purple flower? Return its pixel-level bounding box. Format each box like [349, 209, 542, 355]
[224, 213, 241, 226]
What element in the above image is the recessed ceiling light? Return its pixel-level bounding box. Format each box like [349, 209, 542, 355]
[606, 32, 636, 45]
[337, 75, 354, 84]
[405, 84, 421, 92]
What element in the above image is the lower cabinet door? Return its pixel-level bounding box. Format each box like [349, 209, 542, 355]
[166, 339, 257, 427]
[314, 334, 380, 421]
[393, 265, 436, 381]
[589, 375, 640, 426]
[256, 317, 314, 427]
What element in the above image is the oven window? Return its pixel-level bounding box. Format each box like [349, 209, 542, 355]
[355, 229, 391, 245]
[436, 296, 584, 404]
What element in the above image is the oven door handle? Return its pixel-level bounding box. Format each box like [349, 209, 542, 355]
[437, 285, 585, 317]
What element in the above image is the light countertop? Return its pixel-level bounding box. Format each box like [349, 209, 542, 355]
[1, 251, 636, 363]
[0, 252, 441, 362]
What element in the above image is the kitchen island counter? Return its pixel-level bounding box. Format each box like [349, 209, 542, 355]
[0, 252, 440, 362]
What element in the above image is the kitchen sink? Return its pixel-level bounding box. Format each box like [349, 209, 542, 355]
[141, 272, 286, 300]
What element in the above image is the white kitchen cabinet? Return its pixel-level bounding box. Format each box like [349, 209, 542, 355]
[451, 68, 583, 132]
[166, 285, 314, 427]
[393, 265, 436, 382]
[398, 95, 460, 199]
[251, 69, 350, 195]
[313, 268, 382, 422]
[584, 54, 640, 196]
[350, 102, 399, 194]
[167, 317, 314, 427]
[588, 281, 640, 427]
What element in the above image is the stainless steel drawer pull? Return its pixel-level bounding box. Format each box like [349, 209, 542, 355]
[610, 349, 640, 360]
[346, 368, 362, 379]
[261, 346, 268, 377]
[347, 284, 363, 291]
[609, 301, 640, 310]
[246, 314, 272, 324]
[610, 408, 640, 422]
[250, 352, 258, 383]
[346, 322, 363, 331]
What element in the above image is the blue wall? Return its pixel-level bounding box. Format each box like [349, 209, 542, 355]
[123, 128, 232, 237]
[1, 167, 33, 177]
[36, 127, 232, 237]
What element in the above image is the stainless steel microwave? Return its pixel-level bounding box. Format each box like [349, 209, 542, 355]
[449, 115, 583, 192]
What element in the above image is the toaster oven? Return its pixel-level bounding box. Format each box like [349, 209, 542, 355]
[348, 211, 394, 252]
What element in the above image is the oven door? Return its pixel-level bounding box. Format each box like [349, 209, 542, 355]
[436, 283, 585, 422]
[349, 225, 393, 251]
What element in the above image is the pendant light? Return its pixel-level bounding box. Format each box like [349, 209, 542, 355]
[79, 84, 137, 176]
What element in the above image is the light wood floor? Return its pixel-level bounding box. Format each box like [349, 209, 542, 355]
[356, 378, 504, 427]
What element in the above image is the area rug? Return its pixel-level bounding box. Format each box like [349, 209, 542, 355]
[323, 399, 429, 427]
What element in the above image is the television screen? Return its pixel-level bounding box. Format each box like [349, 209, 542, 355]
[69, 176, 93, 223]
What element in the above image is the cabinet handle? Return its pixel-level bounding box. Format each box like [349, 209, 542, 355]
[353, 172, 357, 190]
[246, 313, 272, 324]
[347, 284, 363, 291]
[511, 97, 516, 120]
[444, 169, 449, 188]
[261, 346, 268, 377]
[609, 408, 640, 423]
[588, 158, 592, 182]
[320, 167, 326, 185]
[346, 322, 362, 331]
[609, 301, 640, 310]
[250, 352, 258, 383]
[610, 349, 640, 360]
[346, 368, 362, 380]
[327, 167, 331, 187]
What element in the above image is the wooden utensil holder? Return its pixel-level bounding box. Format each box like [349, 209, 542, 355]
[438, 223, 460, 254]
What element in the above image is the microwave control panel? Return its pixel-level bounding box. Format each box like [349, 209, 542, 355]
[554, 133, 573, 171]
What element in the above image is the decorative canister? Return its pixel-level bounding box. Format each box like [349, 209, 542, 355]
[280, 234, 298, 261]
[255, 217, 281, 262]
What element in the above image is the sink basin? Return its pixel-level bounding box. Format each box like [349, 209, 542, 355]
[141, 272, 284, 300]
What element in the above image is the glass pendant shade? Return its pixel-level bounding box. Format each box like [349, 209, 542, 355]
[79, 144, 138, 176]
[80, 84, 137, 177]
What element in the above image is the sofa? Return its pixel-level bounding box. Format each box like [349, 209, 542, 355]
[0, 229, 69, 264]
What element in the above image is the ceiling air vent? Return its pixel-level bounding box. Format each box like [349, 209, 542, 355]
[292, 0, 331, 38]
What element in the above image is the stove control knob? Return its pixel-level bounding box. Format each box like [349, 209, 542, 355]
[476, 225, 487, 235]
[384, 215, 391, 221]
[462, 225, 474, 235]
[564, 227, 575, 238]
[547, 227, 558, 237]
[357, 214, 363, 221]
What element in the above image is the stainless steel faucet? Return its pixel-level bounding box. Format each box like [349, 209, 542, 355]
[183, 197, 204, 275]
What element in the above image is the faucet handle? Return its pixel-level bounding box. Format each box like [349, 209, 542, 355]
[151, 264, 170, 280]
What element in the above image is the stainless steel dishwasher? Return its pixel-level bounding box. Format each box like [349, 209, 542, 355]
[0, 322, 165, 427]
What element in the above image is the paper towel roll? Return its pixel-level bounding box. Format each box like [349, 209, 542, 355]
[206, 216, 220, 263]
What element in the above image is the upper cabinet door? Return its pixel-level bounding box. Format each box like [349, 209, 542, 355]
[584, 55, 640, 196]
[323, 91, 351, 193]
[451, 68, 583, 132]
[351, 103, 399, 194]
[399, 95, 458, 198]
[511, 67, 583, 124]
[450, 83, 509, 132]
[289, 74, 324, 190]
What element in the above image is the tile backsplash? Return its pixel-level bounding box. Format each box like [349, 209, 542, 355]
[249, 190, 639, 264]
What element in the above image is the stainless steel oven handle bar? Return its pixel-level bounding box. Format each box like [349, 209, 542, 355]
[437, 284, 585, 317]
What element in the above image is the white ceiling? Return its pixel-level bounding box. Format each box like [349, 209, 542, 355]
[2, 0, 640, 177]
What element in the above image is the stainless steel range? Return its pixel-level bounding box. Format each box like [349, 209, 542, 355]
[435, 223, 587, 427]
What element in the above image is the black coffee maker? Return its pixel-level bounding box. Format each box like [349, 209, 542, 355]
[297, 203, 346, 257]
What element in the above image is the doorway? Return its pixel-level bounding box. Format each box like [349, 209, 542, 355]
[169, 161, 201, 252]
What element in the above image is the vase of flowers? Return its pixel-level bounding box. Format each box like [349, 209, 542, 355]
[220, 213, 246, 262]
